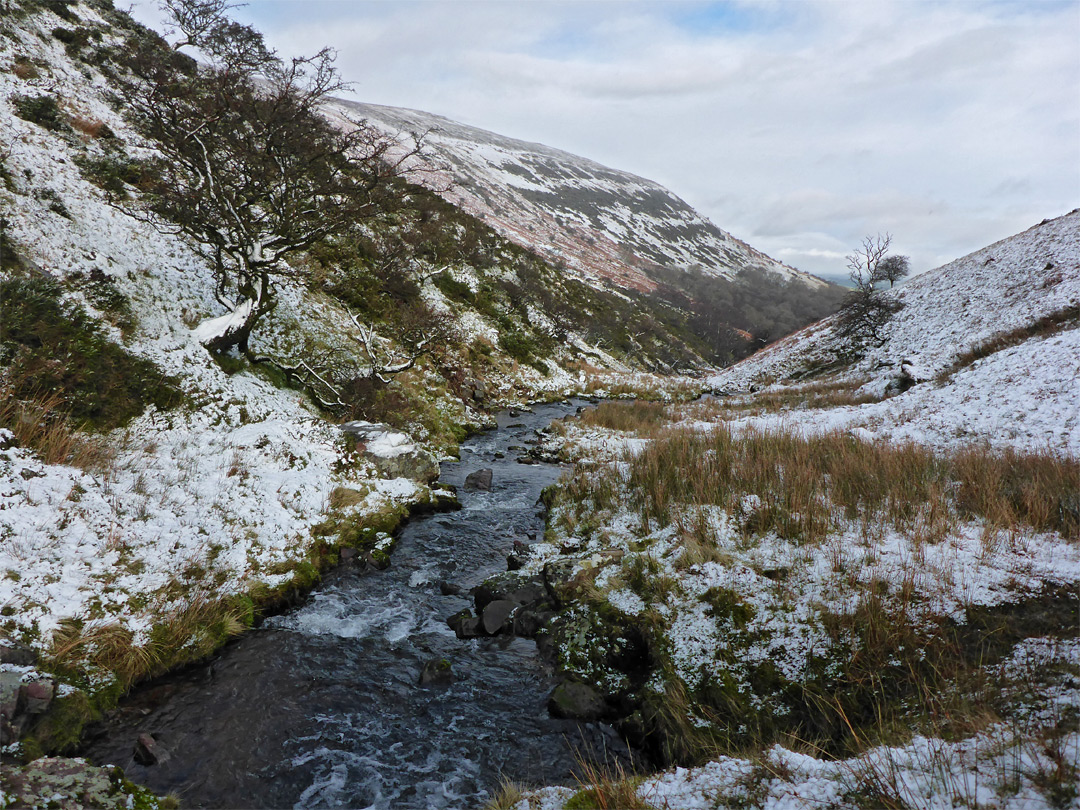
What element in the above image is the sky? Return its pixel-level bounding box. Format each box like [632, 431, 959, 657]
[126, 0, 1080, 280]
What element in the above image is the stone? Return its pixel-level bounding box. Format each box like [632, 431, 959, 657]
[0, 671, 22, 720]
[0, 757, 155, 809]
[364, 550, 391, 570]
[133, 732, 170, 766]
[512, 607, 553, 637]
[20, 678, 54, 714]
[418, 658, 454, 687]
[508, 583, 547, 606]
[0, 639, 37, 666]
[548, 680, 608, 722]
[339, 547, 360, 563]
[438, 580, 463, 596]
[506, 553, 524, 571]
[447, 609, 482, 639]
[473, 571, 544, 611]
[365, 448, 440, 483]
[481, 599, 516, 635]
[464, 468, 493, 491]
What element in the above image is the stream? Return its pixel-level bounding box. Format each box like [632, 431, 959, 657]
[82, 400, 632, 809]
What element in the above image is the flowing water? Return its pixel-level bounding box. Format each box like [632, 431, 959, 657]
[83, 400, 632, 809]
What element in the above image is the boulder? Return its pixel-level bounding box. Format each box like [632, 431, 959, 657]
[481, 600, 517, 635]
[133, 732, 170, 766]
[0, 639, 37, 666]
[512, 607, 554, 638]
[438, 580, 463, 596]
[341, 421, 440, 482]
[548, 680, 608, 722]
[464, 468, 493, 491]
[418, 658, 454, 687]
[366, 448, 440, 483]
[20, 678, 54, 714]
[0, 670, 22, 720]
[473, 571, 544, 611]
[447, 609, 482, 639]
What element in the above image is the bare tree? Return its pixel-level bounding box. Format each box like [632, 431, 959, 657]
[259, 302, 453, 412]
[833, 234, 904, 352]
[873, 254, 910, 288]
[120, 0, 423, 356]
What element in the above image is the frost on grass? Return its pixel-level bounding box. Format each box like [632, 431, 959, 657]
[706, 210, 1080, 456]
[524, 411, 1079, 805]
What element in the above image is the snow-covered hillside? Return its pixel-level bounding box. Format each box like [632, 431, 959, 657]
[0, 0, 700, 761]
[0, 0, 440, 667]
[708, 210, 1080, 454]
[324, 101, 830, 297]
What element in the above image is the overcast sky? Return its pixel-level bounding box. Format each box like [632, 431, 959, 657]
[126, 0, 1079, 280]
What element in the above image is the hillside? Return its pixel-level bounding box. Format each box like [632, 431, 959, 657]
[707, 210, 1080, 454]
[496, 215, 1080, 808]
[324, 100, 845, 363]
[0, 0, 706, 769]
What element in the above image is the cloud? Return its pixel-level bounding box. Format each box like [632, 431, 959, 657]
[125, 0, 1080, 279]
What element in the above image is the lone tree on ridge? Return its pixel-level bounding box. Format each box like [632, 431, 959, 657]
[833, 233, 906, 352]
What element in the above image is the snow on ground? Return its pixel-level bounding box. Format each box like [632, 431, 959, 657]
[520, 632, 1080, 810]
[0, 5, 428, 658]
[0, 1, 701, 671]
[518, 213, 1080, 804]
[707, 211, 1080, 456]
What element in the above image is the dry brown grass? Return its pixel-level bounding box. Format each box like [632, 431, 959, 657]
[568, 755, 654, 810]
[69, 114, 108, 139]
[0, 379, 113, 471]
[48, 591, 248, 690]
[12, 58, 40, 80]
[714, 378, 881, 415]
[481, 778, 524, 810]
[574, 400, 671, 434]
[615, 426, 1078, 544]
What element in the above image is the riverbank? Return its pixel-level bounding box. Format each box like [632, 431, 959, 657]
[497, 398, 1079, 809]
[75, 400, 629, 809]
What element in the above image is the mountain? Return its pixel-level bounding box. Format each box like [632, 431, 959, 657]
[323, 100, 845, 362]
[707, 209, 1080, 453]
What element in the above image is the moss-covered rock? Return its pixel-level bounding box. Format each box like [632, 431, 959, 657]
[0, 757, 175, 809]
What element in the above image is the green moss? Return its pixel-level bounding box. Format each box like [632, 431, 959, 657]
[13, 93, 66, 131]
[75, 154, 156, 199]
[0, 273, 184, 430]
[24, 688, 98, 755]
[564, 789, 602, 810]
[699, 586, 754, 627]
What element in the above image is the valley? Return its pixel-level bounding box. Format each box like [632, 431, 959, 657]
[0, 0, 1076, 808]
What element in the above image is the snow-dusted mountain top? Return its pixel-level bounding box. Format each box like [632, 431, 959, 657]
[324, 100, 827, 296]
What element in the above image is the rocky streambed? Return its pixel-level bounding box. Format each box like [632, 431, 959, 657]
[79, 401, 634, 809]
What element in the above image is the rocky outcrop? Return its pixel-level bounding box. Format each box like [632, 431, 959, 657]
[0, 757, 170, 809]
[0, 661, 57, 747]
[340, 421, 440, 483]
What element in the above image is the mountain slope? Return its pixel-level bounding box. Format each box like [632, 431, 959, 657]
[323, 100, 845, 360]
[707, 209, 1080, 454]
